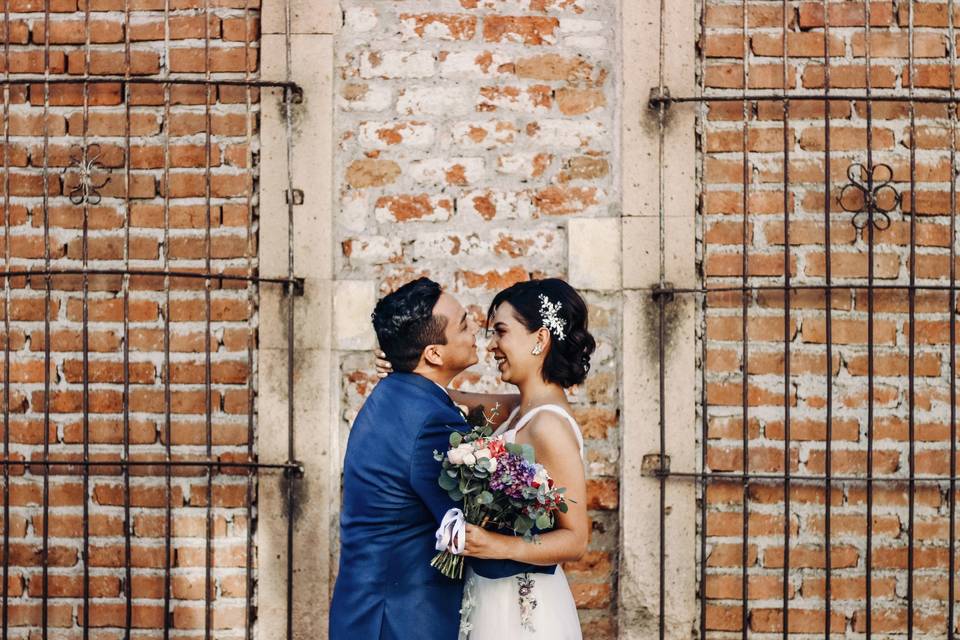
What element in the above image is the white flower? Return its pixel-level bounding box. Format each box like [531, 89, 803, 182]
[533, 466, 550, 487]
[463, 453, 477, 466]
[486, 457, 498, 473]
[474, 448, 491, 461]
[448, 443, 472, 465]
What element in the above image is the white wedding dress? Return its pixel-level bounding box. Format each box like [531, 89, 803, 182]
[459, 404, 583, 639]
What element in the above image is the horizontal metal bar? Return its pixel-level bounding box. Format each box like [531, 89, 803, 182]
[661, 470, 960, 484]
[0, 268, 301, 288]
[0, 458, 301, 471]
[654, 92, 960, 105]
[638, 282, 960, 295]
[0, 76, 301, 92]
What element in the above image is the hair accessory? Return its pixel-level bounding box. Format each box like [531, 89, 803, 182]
[538, 294, 566, 341]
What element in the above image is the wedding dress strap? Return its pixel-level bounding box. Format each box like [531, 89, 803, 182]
[509, 404, 583, 456]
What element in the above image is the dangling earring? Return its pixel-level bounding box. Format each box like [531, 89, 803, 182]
[531, 343, 543, 356]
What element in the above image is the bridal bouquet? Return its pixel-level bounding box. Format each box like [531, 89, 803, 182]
[431, 423, 568, 579]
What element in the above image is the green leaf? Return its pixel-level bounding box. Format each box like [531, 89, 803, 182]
[450, 432, 463, 447]
[439, 474, 457, 491]
[559, 502, 569, 513]
[450, 489, 464, 501]
[535, 514, 552, 530]
[478, 491, 494, 505]
[520, 444, 535, 463]
[505, 443, 523, 456]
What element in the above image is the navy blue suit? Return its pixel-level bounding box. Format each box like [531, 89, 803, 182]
[329, 372, 554, 639]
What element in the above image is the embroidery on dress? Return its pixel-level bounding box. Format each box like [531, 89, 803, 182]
[516, 573, 538, 632]
[459, 575, 477, 639]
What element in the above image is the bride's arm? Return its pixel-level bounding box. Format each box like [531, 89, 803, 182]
[375, 350, 519, 426]
[461, 413, 589, 565]
[447, 389, 519, 428]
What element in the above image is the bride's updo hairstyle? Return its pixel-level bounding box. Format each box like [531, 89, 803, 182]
[487, 278, 596, 388]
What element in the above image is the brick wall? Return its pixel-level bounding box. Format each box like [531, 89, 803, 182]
[334, 0, 619, 634]
[1, 0, 259, 635]
[703, 1, 960, 634]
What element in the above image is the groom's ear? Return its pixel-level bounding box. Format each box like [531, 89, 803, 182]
[423, 344, 444, 367]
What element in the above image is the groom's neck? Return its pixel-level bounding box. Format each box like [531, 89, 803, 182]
[413, 366, 458, 389]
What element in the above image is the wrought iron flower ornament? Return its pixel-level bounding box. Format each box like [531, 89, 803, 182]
[838, 162, 901, 231]
[62, 143, 111, 205]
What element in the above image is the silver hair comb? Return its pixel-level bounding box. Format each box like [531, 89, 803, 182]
[538, 293, 566, 341]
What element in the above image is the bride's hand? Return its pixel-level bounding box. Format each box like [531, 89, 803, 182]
[374, 350, 393, 378]
[461, 524, 507, 560]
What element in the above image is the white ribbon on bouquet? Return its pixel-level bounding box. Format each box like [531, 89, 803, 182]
[435, 508, 466, 555]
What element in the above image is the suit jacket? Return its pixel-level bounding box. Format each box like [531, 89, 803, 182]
[329, 372, 555, 639]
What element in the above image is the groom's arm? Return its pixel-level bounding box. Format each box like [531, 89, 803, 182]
[409, 416, 464, 523]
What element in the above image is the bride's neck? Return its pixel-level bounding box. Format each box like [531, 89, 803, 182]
[516, 378, 566, 414]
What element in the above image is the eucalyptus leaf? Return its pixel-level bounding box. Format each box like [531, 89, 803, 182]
[439, 474, 457, 491]
[450, 489, 464, 501]
[478, 491, 494, 505]
[450, 432, 463, 447]
[535, 514, 552, 530]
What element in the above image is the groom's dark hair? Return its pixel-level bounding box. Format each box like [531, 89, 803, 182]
[372, 277, 448, 372]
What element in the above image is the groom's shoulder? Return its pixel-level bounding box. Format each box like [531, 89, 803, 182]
[364, 373, 458, 417]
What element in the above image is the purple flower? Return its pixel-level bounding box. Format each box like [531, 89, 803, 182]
[488, 453, 536, 499]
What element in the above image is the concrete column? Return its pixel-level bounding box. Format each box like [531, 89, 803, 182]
[619, 0, 698, 637]
[258, 3, 337, 637]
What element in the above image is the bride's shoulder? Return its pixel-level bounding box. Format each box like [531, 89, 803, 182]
[524, 407, 580, 452]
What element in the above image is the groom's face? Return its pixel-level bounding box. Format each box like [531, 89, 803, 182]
[432, 292, 479, 373]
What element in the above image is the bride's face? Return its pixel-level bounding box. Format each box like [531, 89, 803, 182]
[486, 302, 539, 386]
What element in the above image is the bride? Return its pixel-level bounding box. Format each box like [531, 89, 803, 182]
[384, 278, 594, 639]
[458, 278, 592, 639]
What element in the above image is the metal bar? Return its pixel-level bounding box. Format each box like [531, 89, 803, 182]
[0, 459, 299, 470]
[81, 5, 92, 636]
[780, 1, 791, 632]
[655, 93, 960, 104]
[907, 2, 917, 636]
[648, 283, 960, 294]
[740, 0, 750, 634]
[950, 0, 958, 634]
[203, 3, 215, 633]
[0, 0, 10, 629]
[0, 268, 298, 287]
[822, 0, 834, 635]
[657, 0, 667, 636]
[0, 76, 300, 90]
[40, 0, 51, 634]
[162, 1, 173, 633]
[243, 0, 256, 635]
[864, 4, 875, 635]
[660, 471, 960, 484]
[122, 0, 134, 632]
[697, 0, 708, 635]
[284, 0, 297, 629]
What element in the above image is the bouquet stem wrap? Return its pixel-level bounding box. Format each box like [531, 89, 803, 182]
[432, 508, 467, 579]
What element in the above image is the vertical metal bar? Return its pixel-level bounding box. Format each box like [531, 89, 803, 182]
[284, 0, 297, 631]
[949, 0, 958, 634]
[122, 0, 133, 632]
[1, 0, 10, 630]
[81, 2, 92, 637]
[697, 0, 708, 636]
[242, 0, 256, 635]
[863, 2, 875, 637]
[906, 2, 917, 637]
[821, 0, 834, 636]
[780, 1, 791, 635]
[203, 0, 215, 633]
[740, 0, 751, 635]
[40, 0, 51, 634]
[162, 0, 173, 633]
[657, 0, 667, 636]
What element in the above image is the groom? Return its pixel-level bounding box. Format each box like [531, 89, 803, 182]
[329, 278, 553, 639]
